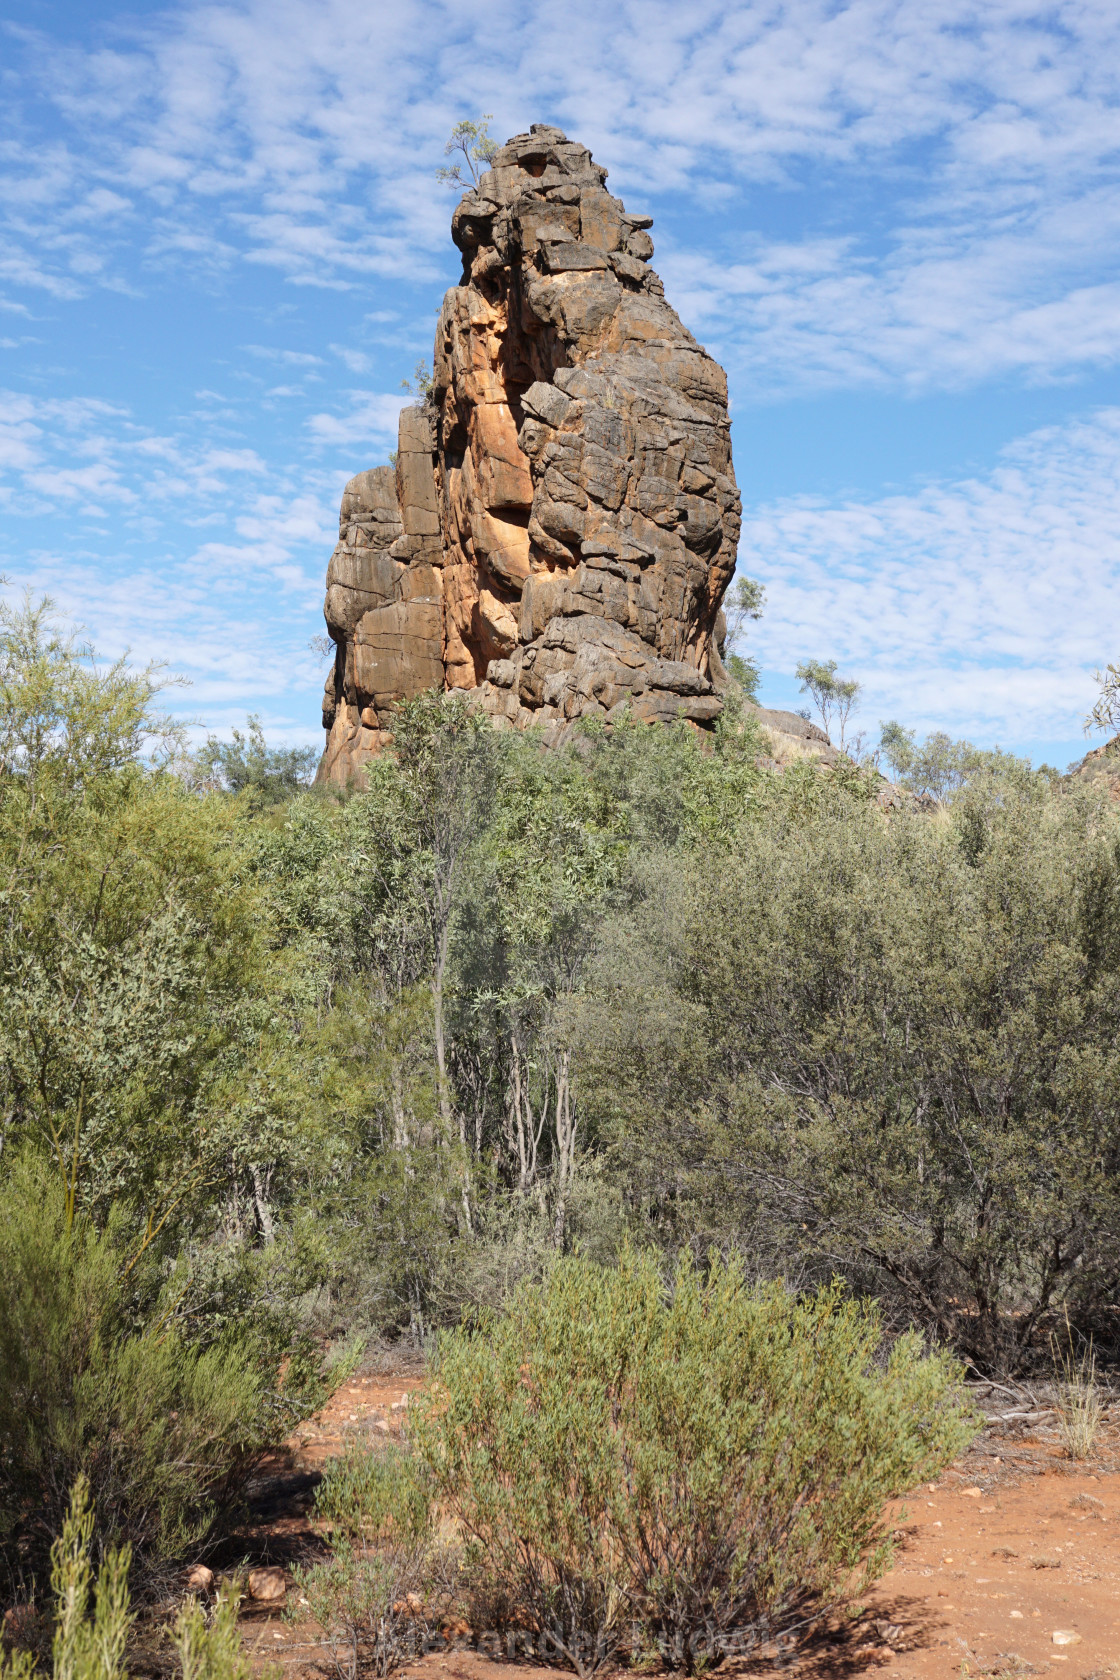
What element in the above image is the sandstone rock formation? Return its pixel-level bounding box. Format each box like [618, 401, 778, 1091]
[744, 703, 838, 772]
[317, 124, 741, 785]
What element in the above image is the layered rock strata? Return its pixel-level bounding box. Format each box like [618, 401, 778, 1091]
[317, 124, 741, 785]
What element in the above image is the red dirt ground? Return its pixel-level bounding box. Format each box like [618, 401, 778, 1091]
[227, 1368, 1120, 1680]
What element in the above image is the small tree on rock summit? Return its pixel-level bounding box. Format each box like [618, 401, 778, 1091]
[722, 575, 765, 701]
[436, 116, 500, 189]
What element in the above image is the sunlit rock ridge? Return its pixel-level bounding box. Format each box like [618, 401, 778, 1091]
[317, 124, 741, 786]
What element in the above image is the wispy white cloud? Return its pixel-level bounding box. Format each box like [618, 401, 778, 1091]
[0, 389, 279, 515]
[243, 343, 323, 365]
[3, 546, 328, 738]
[330, 343, 371, 373]
[306, 390, 408, 448]
[664, 185, 1120, 392]
[0, 379, 341, 742]
[5, 1, 1120, 391]
[745, 407, 1120, 748]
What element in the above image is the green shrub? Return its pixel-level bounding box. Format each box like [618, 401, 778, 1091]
[45, 1478, 131, 1680]
[0, 1478, 251, 1680]
[0, 1161, 291, 1581]
[291, 1446, 454, 1679]
[170, 1592, 252, 1680]
[410, 1251, 974, 1674]
[312, 1445, 430, 1546]
[579, 773, 1120, 1372]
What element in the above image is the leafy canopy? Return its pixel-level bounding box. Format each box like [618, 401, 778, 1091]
[721, 575, 765, 702]
[191, 713, 317, 805]
[1087, 662, 1120, 738]
[795, 657, 861, 749]
[436, 116, 499, 189]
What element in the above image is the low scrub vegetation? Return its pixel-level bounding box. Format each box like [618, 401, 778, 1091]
[292, 1446, 455, 1679]
[0, 588, 1115, 1667]
[0, 1479, 251, 1680]
[324, 1253, 971, 1675]
[0, 1162, 312, 1585]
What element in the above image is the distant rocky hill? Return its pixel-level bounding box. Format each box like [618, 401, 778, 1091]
[1068, 733, 1120, 801]
[317, 124, 742, 785]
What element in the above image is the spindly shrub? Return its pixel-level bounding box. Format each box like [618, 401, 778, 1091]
[0, 1479, 250, 1680]
[45, 1477, 131, 1680]
[291, 1446, 453, 1679]
[410, 1251, 974, 1674]
[312, 1445, 430, 1546]
[1051, 1322, 1103, 1461]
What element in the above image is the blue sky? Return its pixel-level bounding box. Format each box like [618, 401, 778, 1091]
[3, 0, 1120, 768]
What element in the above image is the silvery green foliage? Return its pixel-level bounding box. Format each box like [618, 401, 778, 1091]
[579, 765, 1120, 1373]
[0, 593, 273, 1222]
[877, 718, 1031, 798]
[1087, 661, 1120, 737]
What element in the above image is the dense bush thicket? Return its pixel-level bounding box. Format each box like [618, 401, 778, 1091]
[2, 587, 1118, 1600]
[582, 772, 1120, 1370]
[0, 1163, 307, 1582]
[257, 679, 1118, 1375]
[0, 598, 337, 1588]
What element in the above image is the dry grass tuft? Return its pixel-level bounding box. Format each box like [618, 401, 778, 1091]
[1050, 1319, 1103, 1461]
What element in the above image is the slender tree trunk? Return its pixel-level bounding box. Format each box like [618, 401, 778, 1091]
[509, 1033, 548, 1195]
[249, 1162, 274, 1244]
[510, 1037, 528, 1193]
[432, 957, 451, 1137]
[431, 899, 473, 1232]
[552, 1050, 575, 1249]
[390, 1066, 410, 1152]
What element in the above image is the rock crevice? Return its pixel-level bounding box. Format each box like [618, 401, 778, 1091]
[318, 124, 741, 785]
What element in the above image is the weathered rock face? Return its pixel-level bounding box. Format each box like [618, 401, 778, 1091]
[1068, 733, 1120, 801]
[317, 124, 741, 785]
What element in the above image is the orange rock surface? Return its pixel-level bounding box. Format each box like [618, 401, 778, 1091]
[317, 124, 741, 786]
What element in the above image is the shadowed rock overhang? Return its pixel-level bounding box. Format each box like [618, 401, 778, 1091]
[317, 123, 742, 786]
